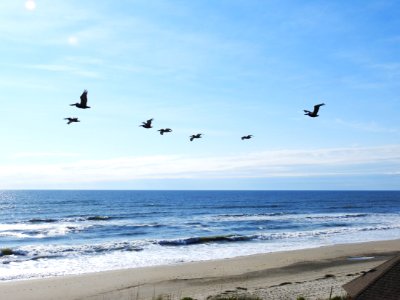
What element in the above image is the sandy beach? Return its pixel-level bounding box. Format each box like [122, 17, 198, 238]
[0, 239, 399, 300]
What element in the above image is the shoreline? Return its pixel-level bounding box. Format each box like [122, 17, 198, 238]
[1, 239, 399, 299]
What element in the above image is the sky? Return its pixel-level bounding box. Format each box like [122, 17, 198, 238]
[0, 0, 399, 190]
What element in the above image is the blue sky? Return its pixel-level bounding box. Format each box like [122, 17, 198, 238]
[0, 0, 399, 189]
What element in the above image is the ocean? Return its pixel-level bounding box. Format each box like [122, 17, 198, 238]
[0, 190, 399, 281]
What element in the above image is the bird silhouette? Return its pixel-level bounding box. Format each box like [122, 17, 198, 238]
[70, 90, 90, 109]
[189, 133, 202, 141]
[304, 103, 325, 117]
[64, 117, 80, 125]
[158, 128, 172, 135]
[140, 118, 153, 129]
[241, 135, 253, 140]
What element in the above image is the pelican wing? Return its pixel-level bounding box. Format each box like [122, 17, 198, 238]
[312, 103, 325, 114]
[80, 90, 88, 106]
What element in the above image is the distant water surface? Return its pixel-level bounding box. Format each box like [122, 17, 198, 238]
[0, 190, 399, 281]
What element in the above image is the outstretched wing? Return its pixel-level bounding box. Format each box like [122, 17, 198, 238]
[312, 103, 325, 114]
[190, 136, 194, 141]
[80, 90, 88, 106]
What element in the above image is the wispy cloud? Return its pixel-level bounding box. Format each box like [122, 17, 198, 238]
[10, 152, 80, 159]
[372, 63, 400, 71]
[335, 118, 399, 133]
[1, 145, 399, 188]
[18, 64, 101, 78]
[0, 2, 95, 45]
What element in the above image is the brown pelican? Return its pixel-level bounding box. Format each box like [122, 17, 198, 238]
[64, 117, 80, 125]
[140, 118, 153, 129]
[189, 133, 202, 141]
[158, 128, 172, 135]
[241, 135, 253, 140]
[70, 90, 90, 109]
[304, 103, 325, 117]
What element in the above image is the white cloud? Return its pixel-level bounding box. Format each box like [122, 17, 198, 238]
[1, 145, 399, 188]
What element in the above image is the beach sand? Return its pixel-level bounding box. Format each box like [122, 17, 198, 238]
[1, 239, 399, 300]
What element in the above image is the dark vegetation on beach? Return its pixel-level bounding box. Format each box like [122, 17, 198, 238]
[151, 293, 349, 300]
[297, 297, 349, 300]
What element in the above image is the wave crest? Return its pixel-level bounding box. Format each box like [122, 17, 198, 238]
[158, 234, 253, 246]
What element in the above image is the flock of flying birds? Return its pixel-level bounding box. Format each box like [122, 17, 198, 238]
[66, 90, 326, 141]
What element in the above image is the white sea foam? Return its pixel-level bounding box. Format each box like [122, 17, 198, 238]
[1, 223, 400, 281]
[0, 222, 92, 238]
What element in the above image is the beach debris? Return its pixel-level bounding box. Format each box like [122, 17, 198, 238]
[207, 291, 260, 300]
[64, 117, 80, 125]
[70, 90, 90, 109]
[140, 118, 154, 129]
[241, 135, 253, 140]
[189, 133, 202, 141]
[304, 103, 325, 117]
[0, 248, 14, 256]
[158, 128, 172, 135]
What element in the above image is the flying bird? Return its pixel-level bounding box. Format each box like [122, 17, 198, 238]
[304, 103, 325, 117]
[241, 135, 253, 140]
[64, 117, 80, 125]
[70, 90, 90, 109]
[140, 118, 153, 129]
[189, 133, 202, 141]
[158, 128, 172, 135]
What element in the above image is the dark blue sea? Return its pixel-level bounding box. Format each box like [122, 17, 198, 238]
[1, 190, 399, 281]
